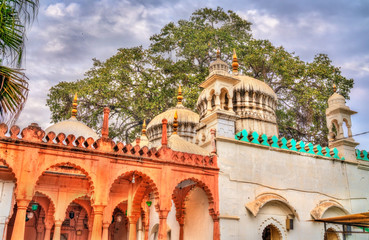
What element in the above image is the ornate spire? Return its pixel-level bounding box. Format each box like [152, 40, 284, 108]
[142, 119, 147, 136]
[71, 93, 78, 117]
[173, 110, 178, 134]
[333, 83, 337, 93]
[232, 49, 239, 74]
[177, 85, 183, 106]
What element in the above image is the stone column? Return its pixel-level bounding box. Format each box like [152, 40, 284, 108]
[207, 98, 212, 114]
[101, 222, 109, 240]
[128, 217, 137, 240]
[52, 220, 62, 240]
[213, 218, 220, 240]
[10, 199, 30, 240]
[215, 94, 221, 110]
[179, 223, 184, 240]
[44, 226, 52, 240]
[137, 217, 143, 240]
[144, 224, 149, 240]
[91, 205, 105, 240]
[158, 210, 169, 240]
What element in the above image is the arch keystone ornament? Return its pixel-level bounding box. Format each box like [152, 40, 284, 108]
[246, 193, 299, 220]
[310, 200, 349, 220]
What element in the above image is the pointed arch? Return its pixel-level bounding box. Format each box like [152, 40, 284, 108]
[246, 193, 299, 220]
[0, 157, 17, 184]
[33, 190, 56, 218]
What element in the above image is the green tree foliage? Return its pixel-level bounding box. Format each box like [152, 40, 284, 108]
[0, 0, 39, 123]
[47, 7, 354, 145]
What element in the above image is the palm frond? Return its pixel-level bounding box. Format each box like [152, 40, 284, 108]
[0, 65, 28, 124]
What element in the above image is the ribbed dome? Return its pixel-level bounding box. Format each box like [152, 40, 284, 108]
[328, 93, 346, 107]
[233, 75, 277, 100]
[167, 134, 209, 155]
[146, 104, 199, 147]
[45, 116, 99, 140]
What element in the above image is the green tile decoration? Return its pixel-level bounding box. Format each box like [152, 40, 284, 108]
[363, 150, 369, 161]
[287, 139, 297, 151]
[259, 134, 270, 146]
[279, 137, 288, 150]
[356, 149, 363, 160]
[314, 145, 324, 156]
[297, 141, 307, 153]
[250, 131, 260, 144]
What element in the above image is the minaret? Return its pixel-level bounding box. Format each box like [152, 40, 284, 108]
[196, 49, 239, 148]
[326, 84, 358, 161]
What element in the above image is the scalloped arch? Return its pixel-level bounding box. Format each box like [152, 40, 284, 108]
[0, 158, 17, 184]
[35, 162, 95, 196]
[33, 190, 56, 217]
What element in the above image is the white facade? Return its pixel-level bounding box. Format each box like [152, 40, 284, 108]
[0, 180, 15, 239]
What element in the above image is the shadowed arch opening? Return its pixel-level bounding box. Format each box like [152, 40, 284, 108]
[262, 224, 282, 240]
[171, 177, 216, 240]
[35, 162, 95, 197]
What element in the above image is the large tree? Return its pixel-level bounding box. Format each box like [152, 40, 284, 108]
[0, 0, 39, 123]
[47, 7, 353, 145]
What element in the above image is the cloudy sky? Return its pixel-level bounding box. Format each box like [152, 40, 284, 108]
[17, 0, 369, 149]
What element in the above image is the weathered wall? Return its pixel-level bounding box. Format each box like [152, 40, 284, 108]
[0, 181, 15, 239]
[216, 138, 369, 240]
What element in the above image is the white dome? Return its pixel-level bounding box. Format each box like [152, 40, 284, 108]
[45, 117, 99, 140]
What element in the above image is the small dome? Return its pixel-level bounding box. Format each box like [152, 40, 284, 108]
[168, 134, 209, 155]
[328, 93, 346, 107]
[209, 50, 229, 75]
[146, 105, 199, 147]
[45, 116, 99, 140]
[233, 75, 277, 100]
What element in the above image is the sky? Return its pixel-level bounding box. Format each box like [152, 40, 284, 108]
[16, 0, 369, 149]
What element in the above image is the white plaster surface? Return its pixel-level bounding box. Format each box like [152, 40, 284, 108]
[216, 139, 369, 240]
[0, 181, 15, 239]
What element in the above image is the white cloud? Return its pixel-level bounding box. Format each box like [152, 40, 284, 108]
[45, 2, 80, 18]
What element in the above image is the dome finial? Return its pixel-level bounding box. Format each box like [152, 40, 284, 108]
[216, 48, 220, 59]
[173, 110, 178, 134]
[71, 93, 78, 117]
[177, 85, 183, 106]
[232, 49, 239, 74]
[142, 119, 147, 136]
[333, 83, 337, 93]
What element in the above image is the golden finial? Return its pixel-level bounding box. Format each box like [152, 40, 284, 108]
[177, 85, 183, 106]
[216, 48, 220, 59]
[173, 110, 178, 134]
[71, 93, 78, 117]
[232, 49, 239, 74]
[333, 84, 337, 93]
[142, 119, 147, 136]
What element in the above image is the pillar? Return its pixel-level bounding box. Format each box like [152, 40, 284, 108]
[10, 199, 30, 240]
[144, 224, 149, 240]
[179, 223, 184, 240]
[137, 217, 143, 240]
[158, 210, 169, 240]
[52, 220, 62, 240]
[91, 205, 105, 240]
[215, 94, 221, 110]
[207, 98, 212, 114]
[44, 226, 52, 240]
[128, 217, 137, 240]
[101, 222, 109, 240]
[213, 218, 220, 240]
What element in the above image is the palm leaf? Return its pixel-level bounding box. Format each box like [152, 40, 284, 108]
[0, 65, 28, 124]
